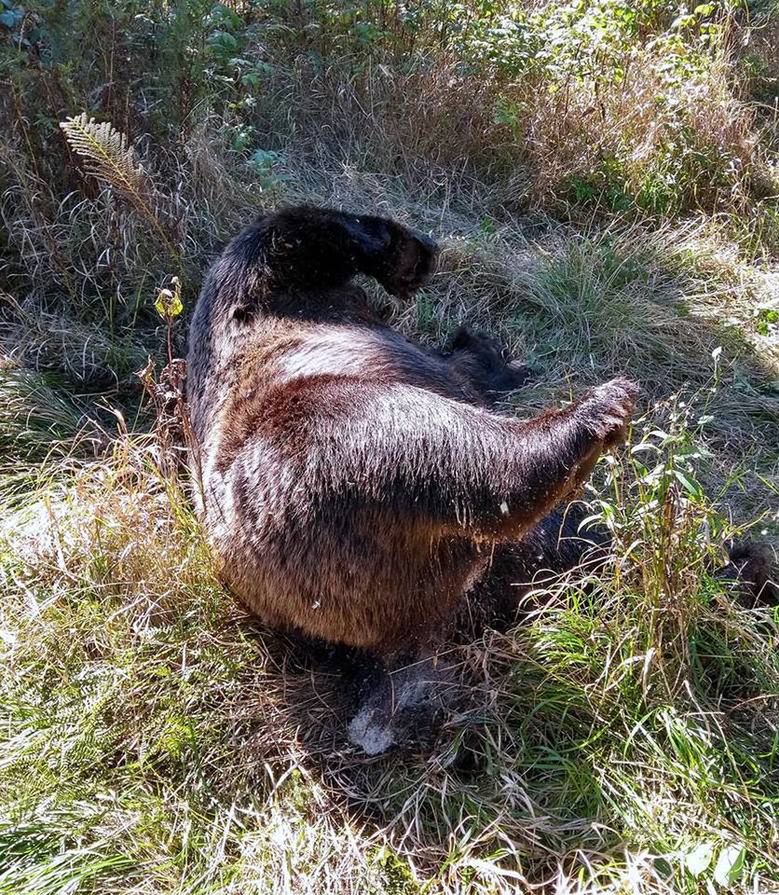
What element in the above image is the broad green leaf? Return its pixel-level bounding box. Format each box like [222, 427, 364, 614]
[241, 71, 262, 89]
[630, 443, 660, 455]
[674, 470, 702, 498]
[0, 8, 22, 27]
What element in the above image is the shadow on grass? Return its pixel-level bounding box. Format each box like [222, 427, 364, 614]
[227, 611, 653, 884]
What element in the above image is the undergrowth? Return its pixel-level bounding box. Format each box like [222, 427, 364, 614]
[1, 394, 777, 894]
[1, 1, 778, 894]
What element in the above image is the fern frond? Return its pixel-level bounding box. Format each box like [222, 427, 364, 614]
[60, 114, 179, 258]
[60, 114, 151, 208]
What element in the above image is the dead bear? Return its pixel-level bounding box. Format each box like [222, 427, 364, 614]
[186, 205, 638, 750]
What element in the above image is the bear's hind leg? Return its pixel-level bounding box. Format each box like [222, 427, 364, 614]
[458, 505, 611, 637]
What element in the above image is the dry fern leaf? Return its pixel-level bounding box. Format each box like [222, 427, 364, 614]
[59, 113, 178, 256]
[60, 114, 152, 208]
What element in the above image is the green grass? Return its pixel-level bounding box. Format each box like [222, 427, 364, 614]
[1, 420, 778, 894]
[1, 0, 779, 892]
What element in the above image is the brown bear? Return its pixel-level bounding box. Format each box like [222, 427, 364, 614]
[186, 206, 638, 750]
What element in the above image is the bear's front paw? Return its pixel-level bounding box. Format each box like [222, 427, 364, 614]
[576, 377, 639, 448]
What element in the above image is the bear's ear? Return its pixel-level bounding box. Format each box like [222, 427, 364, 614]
[340, 214, 394, 258]
[230, 302, 254, 323]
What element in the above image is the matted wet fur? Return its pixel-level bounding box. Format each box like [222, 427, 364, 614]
[186, 205, 643, 750]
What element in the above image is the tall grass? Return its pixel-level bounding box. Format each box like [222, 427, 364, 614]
[1, 394, 777, 894]
[0, 1, 778, 893]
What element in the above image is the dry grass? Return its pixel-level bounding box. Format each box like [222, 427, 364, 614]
[522, 49, 759, 210]
[1, 1, 779, 893]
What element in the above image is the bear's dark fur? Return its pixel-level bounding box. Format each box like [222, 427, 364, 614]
[717, 540, 779, 607]
[186, 205, 638, 663]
